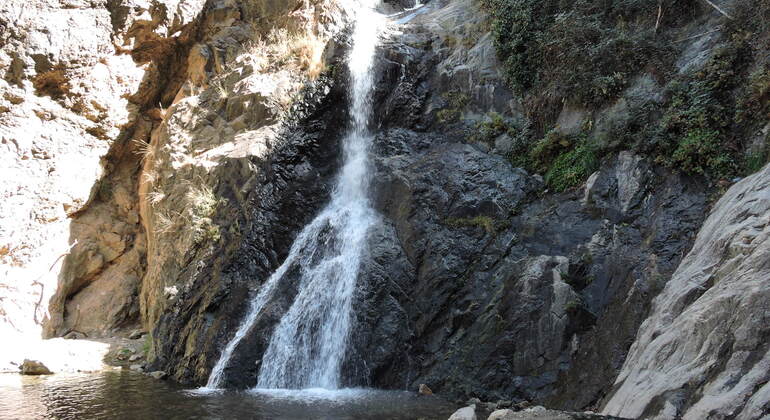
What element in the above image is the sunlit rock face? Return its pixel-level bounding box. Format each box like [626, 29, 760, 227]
[0, 0, 149, 345]
[603, 164, 770, 420]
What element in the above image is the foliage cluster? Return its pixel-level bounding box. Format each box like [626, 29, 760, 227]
[479, 0, 695, 110]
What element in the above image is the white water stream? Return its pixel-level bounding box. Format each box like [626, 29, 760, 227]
[206, 1, 383, 390]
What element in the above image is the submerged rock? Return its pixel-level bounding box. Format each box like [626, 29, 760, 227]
[20, 360, 52, 375]
[148, 371, 167, 380]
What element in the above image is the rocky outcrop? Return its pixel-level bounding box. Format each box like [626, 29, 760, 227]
[138, 0, 355, 385]
[330, 0, 708, 406]
[602, 163, 770, 419]
[2, 0, 768, 418]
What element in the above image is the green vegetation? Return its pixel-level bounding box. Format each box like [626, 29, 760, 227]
[476, 0, 770, 184]
[186, 184, 224, 244]
[143, 334, 155, 360]
[479, 0, 684, 110]
[468, 112, 509, 144]
[446, 216, 507, 235]
[544, 137, 600, 192]
[436, 91, 469, 123]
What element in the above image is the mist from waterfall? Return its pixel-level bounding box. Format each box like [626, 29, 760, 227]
[206, 1, 383, 390]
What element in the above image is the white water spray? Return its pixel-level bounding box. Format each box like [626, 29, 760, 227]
[206, 1, 383, 390]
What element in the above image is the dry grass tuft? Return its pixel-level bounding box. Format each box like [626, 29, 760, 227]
[246, 27, 326, 78]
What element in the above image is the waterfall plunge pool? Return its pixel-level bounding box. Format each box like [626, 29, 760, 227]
[0, 370, 459, 419]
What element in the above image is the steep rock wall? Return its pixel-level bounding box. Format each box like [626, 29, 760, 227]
[602, 163, 770, 419]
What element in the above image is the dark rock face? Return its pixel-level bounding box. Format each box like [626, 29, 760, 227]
[334, 14, 709, 406]
[149, 0, 712, 411]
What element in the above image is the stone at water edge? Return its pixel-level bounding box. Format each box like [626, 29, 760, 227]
[487, 410, 514, 420]
[448, 405, 477, 420]
[63, 331, 86, 340]
[129, 330, 145, 340]
[496, 400, 512, 409]
[20, 359, 52, 375]
[419, 383, 433, 395]
[129, 364, 145, 372]
[148, 371, 167, 380]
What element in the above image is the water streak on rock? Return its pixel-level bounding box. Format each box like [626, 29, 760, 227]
[206, 0, 383, 390]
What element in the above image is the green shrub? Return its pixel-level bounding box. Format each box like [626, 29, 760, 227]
[651, 41, 752, 179]
[745, 149, 769, 174]
[528, 129, 572, 172]
[668, 129, 735, 178]
[468, 112, 509, 144]
[436, 91, 470, 123]
[480, 0, 678, 110]
[544, 137, 599, 192]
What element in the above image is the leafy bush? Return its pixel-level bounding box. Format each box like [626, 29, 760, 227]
[543, 137, 599, 192]
[468, 112, 510, 144]
[479, 0, 681, 110]
[650, 41, 753, 178]
[668, 129, 735, 178]
[436, 91, 470, 123]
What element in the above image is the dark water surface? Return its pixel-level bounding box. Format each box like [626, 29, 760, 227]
[0, 371, 458, 419]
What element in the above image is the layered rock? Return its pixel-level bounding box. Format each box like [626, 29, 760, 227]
[602, 163, 770, 419]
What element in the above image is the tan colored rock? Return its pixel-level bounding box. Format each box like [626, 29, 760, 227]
[419, 383, 433, 395]
[20, 359, 52, 375]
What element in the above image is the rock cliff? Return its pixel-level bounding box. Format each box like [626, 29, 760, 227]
[1, 0, 768, 418]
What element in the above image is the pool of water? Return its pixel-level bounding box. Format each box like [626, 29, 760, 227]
[0, 370, 459, 419]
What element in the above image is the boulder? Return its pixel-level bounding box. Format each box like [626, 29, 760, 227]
[488, 409, 514, 420]
[20, 359, 52, 375]
[148, 371, 167, 380]
[448, 405, 477, 420]
[63, 331, 86, 340]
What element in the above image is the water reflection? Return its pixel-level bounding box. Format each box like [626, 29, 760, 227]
[0, 371, 457, 419]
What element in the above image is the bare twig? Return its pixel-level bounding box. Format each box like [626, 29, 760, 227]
[700, 0, 734, 19]
[655, 3, 663, 33]
[31, 240, 78, 324]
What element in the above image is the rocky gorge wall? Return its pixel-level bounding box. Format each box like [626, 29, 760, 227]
[1, 0, 769, 418]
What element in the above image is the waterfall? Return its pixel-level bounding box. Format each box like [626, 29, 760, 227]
[206, 1, 383, 390]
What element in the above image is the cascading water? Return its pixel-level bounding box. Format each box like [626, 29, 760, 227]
[206, 1, 383, 390]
